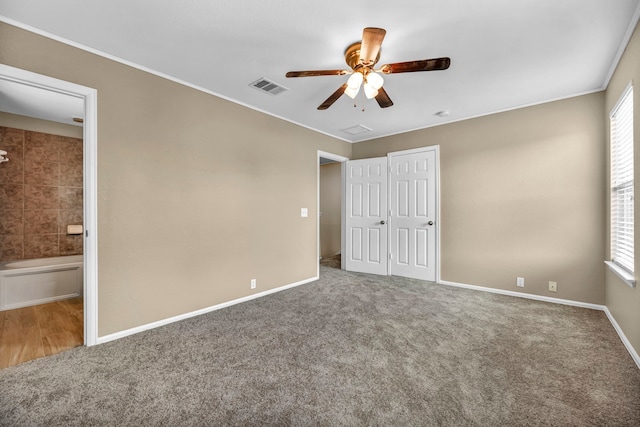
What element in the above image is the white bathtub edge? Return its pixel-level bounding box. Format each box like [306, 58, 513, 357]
[2, 255, 84, 270]
[96, 275, 319, 345]
[0, 264, 84, 276]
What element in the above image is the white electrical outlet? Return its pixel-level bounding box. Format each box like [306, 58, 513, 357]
[301, 208, 308, 217]
[549, 281, 557, 292]
[516, 277, 525, 287]
[250, 279, 256, 289]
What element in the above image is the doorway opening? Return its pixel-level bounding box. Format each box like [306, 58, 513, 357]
[317, 151, 348, 274]
[0, 65, 98, 367]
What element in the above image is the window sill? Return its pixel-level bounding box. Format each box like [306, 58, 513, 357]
[605, 261, 636, 288]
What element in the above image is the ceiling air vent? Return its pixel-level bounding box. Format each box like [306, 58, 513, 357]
[341, 124, 372, 135]
[250, 78, 288, 96]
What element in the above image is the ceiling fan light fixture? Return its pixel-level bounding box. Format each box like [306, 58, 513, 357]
[285, 27, 450, 110]
[347, 72, 363, 89]
[366, 72, 384, 90]
[364, 83, 379, 99]
[345, 85, 360, 99]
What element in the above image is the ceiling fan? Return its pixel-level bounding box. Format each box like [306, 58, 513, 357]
[286, 27, 451, 110]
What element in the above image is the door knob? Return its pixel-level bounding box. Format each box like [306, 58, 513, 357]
[380, 220, 386, 225]
[428, 221, 434, 226]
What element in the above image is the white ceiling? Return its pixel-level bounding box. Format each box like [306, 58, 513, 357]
[0, 78, 84, 127]
[1, 0, 639, 143]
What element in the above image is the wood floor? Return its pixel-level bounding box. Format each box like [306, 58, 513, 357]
[0, 297, 83, 369]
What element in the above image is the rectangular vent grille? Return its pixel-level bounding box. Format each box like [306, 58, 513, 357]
[341, 124, 372, 135]
[250, 78, 288, 96]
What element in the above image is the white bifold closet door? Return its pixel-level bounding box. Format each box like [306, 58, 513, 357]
[344, 157, 388, 275]
[389, 149, 437, 281]
[344, 148, 437, 281]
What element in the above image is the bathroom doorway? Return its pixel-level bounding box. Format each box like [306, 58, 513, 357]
[317, 151, 348, 274]
[0, 64, 98, 359]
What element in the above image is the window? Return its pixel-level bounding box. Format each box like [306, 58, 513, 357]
[609, 83, 634, 284]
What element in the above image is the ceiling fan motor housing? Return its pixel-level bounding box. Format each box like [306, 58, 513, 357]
[345, 42, 381, 70]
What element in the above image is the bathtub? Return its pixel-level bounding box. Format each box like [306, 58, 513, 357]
[0, 255, 83, 311]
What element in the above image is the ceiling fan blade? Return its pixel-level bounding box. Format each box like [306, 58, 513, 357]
[375, 87, 394, 108]
[286, 70, 349, 78]
[318, 84, 348, 110]
[380, 57, 451, 74]
[359, 27, 386, 65]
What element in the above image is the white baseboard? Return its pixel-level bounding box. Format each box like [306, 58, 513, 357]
[96, 276, 318, 345]
[604, 307, 640, 369]
[439, 279, 640, 368]
[438, 279, 605, 310]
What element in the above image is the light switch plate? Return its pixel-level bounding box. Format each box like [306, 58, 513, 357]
[301, 208, 308, 217]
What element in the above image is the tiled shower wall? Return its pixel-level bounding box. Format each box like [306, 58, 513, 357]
[0, 126, 83, 262]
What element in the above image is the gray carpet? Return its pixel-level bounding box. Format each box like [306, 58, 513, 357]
[1, 265, 639, 426]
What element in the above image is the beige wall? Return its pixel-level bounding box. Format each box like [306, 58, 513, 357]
[0, 22, 351, 336]
[320, 162, 342, 258]
[354, 92, 606, 304]
[605, 23, 640, 354]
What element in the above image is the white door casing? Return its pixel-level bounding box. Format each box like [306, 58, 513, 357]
[389, 148, 438, 281]
[0, 64, 99, 346]
[345, 157, 388, 275]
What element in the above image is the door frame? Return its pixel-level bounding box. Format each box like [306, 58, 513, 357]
[317, 151, 349, 275]
[387, 145, 441, 282]
[0, 64, 99, 346]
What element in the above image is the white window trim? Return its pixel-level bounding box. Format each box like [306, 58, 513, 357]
[608, 81, 634, 288]
[605, 261, 636, 288]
